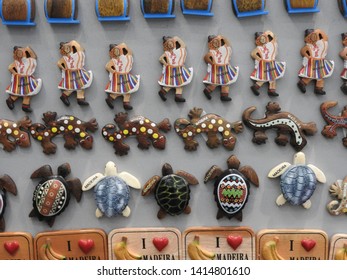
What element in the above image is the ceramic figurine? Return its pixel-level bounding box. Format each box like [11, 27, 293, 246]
[44, 0, 79, 23]
[158, 36, 193, 102]
[232, 0, 268, 17]
[242, 101, 317, 151]
[0, 175, 17, 232]
[5, 46, 42, 113]
[30, 111, 98, 155]
[250, 31, 286, 97]
[57, 40, 93, 106]
[141, 0, 175, 18]
[285, 0, 319, 14]
[338, 0, 347, 17]
[268, 152, 326, 209]
[339, 33, 347, 94]
[320, 101, 347, 147]
[0, 116, 31, 152]
[102, 112, 171, 156]
[204, 155, 259, 221]
[29, 163, 82, 227]
[96, 0, 130, 21]
[105, 43, 140, 111]
[327, 176, 347, 216]
[175, 107, 243, 151]
[181, 0, 214, 16]
[203, 35, 239, 102]
[0, 0, 36, 25]
[297, 29, 334, 95]
[82, 161, 141, 218]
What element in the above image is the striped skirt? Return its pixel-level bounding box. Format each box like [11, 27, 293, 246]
[58, 69, 93, 90]
[203, 64, 239, 86]
[105, 73, 140, 94]
[250, 60, 286, 82]
[158, 65, 193, 87]
[298, 58, 334, 79]
[6, 75, 42, 96]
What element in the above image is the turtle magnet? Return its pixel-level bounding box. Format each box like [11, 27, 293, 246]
[0, 175, 17, 232]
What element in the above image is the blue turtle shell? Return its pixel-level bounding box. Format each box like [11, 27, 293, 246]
[94, 176, 130, 217]
[280, 165, 317, 205]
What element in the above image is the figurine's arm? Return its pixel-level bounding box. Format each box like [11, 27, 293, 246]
[159, 54, 168, 66]
[25, 47, 37, 59]
[251, 48, 262, 61]
[300, 46, 311, 58]
[105, 60, 116, 73]
[204, 52, 214, 64]
[8, 62, 17, 75]
[174, 37, 186, 49]
[340, 48, 347, 60]
[57, 58, 67, 70]
[220, 36, 231, 47]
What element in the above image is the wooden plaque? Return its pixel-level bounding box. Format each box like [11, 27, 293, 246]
[0, 232, 33, 260]
[329, 234, 347, 260]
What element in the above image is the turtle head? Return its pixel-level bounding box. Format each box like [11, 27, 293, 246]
[293, 152, 306, 165]
[105, 161, 118, 176]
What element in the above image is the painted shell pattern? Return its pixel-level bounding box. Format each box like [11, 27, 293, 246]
[280, 165, 317, 205]
[94, 176, 130, 217]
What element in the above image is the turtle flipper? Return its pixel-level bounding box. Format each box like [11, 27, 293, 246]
[29, 209, 37, 218]
[57, 163, 71, 178]
[30, 165, 54, 179]
[67, 178, 83, 202]
[216, 209, 225, 220]
[118, 172, 141, 189]
[307, 164, 326, 183]
[82, 173, 104, 191]
[47, 216, 56, 227]
[268, 162, 291, 178]
[0, 174, 17, 195]
[176, 170, 199, 185]
[122, 206, 131, 217]
[276, 194, 287, 206]
[183, 205, 191, 215]
[302, 200, 312, 209]
[204, 165, 223, 183]
[0, 217, 5, 232]
[239, 166, 259, 187]
[234, 211, 243, 221]
[157, 208, 167, 219]
[142, 175, 160, 196]
[96, 208, 104, 218]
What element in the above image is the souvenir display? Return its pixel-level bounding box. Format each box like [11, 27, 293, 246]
[158, 36, 193, 102]
[339, 33, 347, 94]
[30, 111, 98, 155]
[174, 107, 243, 151]
[327, 176, 347, 216]
[105, 43, 140, 111]
[102, 112, 171, 156]
[329, 234, 347, 260]
[232, 0, 268, 17]
[203, 35, 239, 102]
[250, 31, 286, 97]
[0, 0, 36, 25]
[142, 163, 199, 219]
[0, 116, 31, 152]
[181, 0, 214, 16]
[320, 101, 347, 147]
[29, 163, 82, 227]
[44, 0, 79, 23]
[338, 0, 347, 17]
[141, 0, 176, 18]
[0, 175, 17, 232]
[5, 46, 42, 113]
[96, 0, 130, 21]
[242, 102, 317, 151]
[285, 0, 319, 13]
[268, 152, 326, 209]
[82, 161, 141, 218]
[297, 29, 334, 95]
[0, 232, 34, 260]
[204, 155, 259, 221]
[57, 40, 93, 106]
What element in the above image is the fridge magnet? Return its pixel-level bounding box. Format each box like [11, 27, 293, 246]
[257, 229, 329, 260]
[327, 176, 347, 216]
[109, 227, 181, 260]
[0, 232, 34, 260]
[44, 0, 79, 23]
[174, 107, 243, 151]
[181, 0, 214, 16]
[250, 31, 286, 97]
[242, 101, 317, 151]
[320, 101, 347, 147]
[96, 0, 130, 21]
[203, 35, 239, 102]
[158, 36, 193, 102]
[29, 163, 82, 227]
[57, 40, 93, 106]
[142, 163, 199, 219]
[339, 33, 347, 94]
[0, 0, 36, 25]
[0, 116, 31, 152]
[268, 151, 326, 209]
[338, 0, 347, 17]
[82, 161, 141, 219]
[204, 155, 259, 221]
[5, 46, 42, 113]
[329, 234, 347, 260]
[102, 112, 171, 156]
[297, 29, 334, 95]
[141, 0, 176, 18]
[232, 0, 268, 18]
[30, 111, 98, 155]
[0, 175, 17, 232]
[105, 43, 140, 111]
[285, 0, 319, 14]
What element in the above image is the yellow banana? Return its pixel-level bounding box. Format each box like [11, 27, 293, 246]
[124, 248, 142, 260]
[114, 237, 142, 260]
[39, 244, 49, 260]
[188, 236, 215, 260]
[335, 243, 347, 260]
[46, 243, 66, 260]
[262, 238, 284, 260]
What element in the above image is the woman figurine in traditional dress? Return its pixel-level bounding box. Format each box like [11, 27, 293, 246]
[297, 29, 334, 95]
[6, 46, 42, 113]
[158, 36, 193, 102]
[250, 31, 286, 97]
[57, 40, 93, 106]
[105, 43, 140, 110]
[203, 35, 239, 102]
[339, 32, 347, 95]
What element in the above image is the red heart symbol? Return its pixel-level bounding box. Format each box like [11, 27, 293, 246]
[152, 237, 169, 252]
[301, 239, 316, 252]
[227, 235, 243, 250]
[78, 239, 95, 254]
[4, 241, 19, 255]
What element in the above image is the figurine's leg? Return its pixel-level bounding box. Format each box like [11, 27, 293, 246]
[250, 81, 263, 96]
[174, 87, 185, 103]
[105, 93, 118, 109]
[297, 78, 310, 93]
[220, 86, 231, 102]
[60, 90, 72, 106]
[206, 131, 221, 148]
[137, 134, 151, 150]
[267, 81, 279, 97]
[122, 93, 132, 110]
[203, 85, 216, 100]
[158, 87, 170, 101]
[252, 130, 268, 144]
[6, 95, 18, 110]
[275, 132, 289, 146]
[314, 79, 326, 95]
[341, 80, 347, 95]
[21, 96, 32, 113]
[63, 134, 78, 149]
[77, 90, 89, 106]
